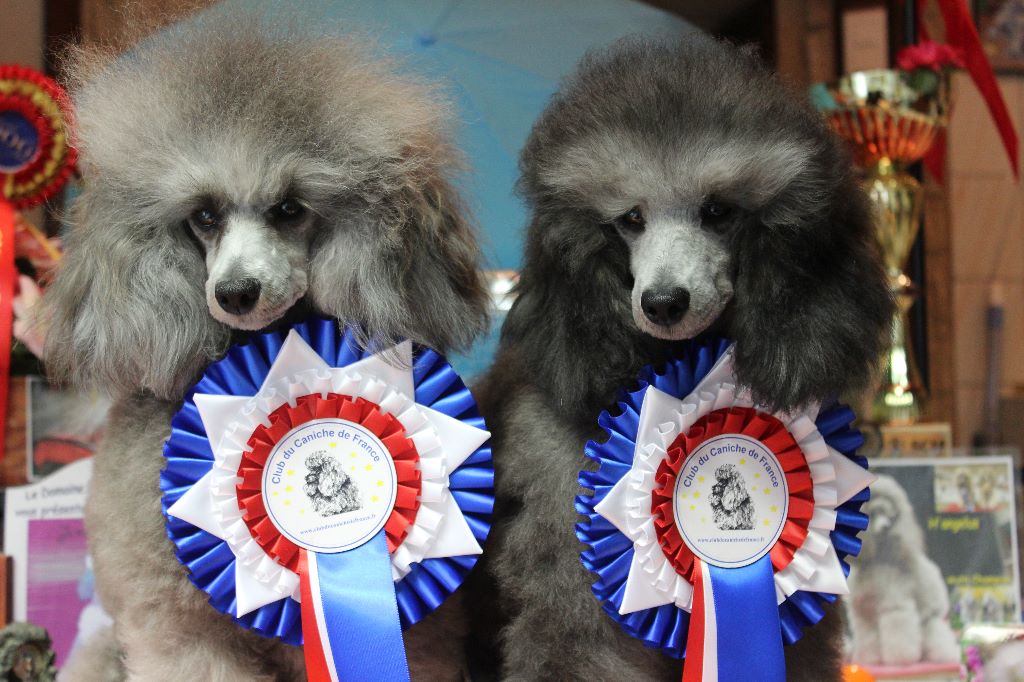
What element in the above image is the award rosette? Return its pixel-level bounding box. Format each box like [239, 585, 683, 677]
[576, 339, 874, 682]
[0, 64, 76, 209]
[160, 318, 493, 681]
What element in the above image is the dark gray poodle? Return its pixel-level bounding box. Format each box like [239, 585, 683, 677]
[474, 35, 892, 681]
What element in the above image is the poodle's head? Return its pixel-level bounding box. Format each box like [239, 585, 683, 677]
[514, 36, 893, 410]
[859, 474, 923, 564]
[42, 12, 488, 400]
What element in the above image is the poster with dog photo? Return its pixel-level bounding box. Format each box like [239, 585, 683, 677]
[847, 456, 1021, 671]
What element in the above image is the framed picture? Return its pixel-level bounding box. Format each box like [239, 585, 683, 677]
[846, 456, 1021, 674]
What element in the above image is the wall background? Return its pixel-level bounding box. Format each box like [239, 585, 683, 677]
[948, 73, 1024, 445]
[3, 0, 1023, 447]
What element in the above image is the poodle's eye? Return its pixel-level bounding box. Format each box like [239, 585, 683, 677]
[189, 207, 221, 232]
[616, 206, 645, 231]
[700, 199, 733, 226]
[270, 197, 305, 222]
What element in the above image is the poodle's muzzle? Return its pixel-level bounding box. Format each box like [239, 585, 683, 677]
[202, 213, 309, 331]
[624, 215, 734, 340]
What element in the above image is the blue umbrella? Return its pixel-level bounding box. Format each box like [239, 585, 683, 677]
[221, 0, 695, 376]
[243, 0, 695, 269]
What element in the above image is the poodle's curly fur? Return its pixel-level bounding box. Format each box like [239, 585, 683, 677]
[46, 10, 488, 681]
[474, 36, 893, 680]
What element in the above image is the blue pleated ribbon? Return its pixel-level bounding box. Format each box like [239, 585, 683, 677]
[160, 317, 494, 648]
[575, 336, 872, 661]
[312, 531, 410, 682]
[708, 556, 785, 682]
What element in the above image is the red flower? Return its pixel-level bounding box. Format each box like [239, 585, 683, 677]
[897, 41, 965, 71]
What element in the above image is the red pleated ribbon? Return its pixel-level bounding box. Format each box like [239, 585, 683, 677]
[0, 200, 13, 466]
[651, 407, 815, 582]
[235, 392, 423, 571]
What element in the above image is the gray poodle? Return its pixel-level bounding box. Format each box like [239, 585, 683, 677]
[474, 36, 893, 680]
[45, 10, 487, 681]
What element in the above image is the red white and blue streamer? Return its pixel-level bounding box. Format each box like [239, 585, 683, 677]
[576, 338, 873, 681]
[160, 318, 493, 680]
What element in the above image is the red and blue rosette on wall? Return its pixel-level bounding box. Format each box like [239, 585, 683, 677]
[0, 64, 77, 459]
[0, 65, 77, 209]
[577, 338, 874, 682]
[160, 317, 493, 681]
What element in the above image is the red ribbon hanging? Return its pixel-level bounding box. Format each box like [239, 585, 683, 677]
[681, 559, 707, 682]
[0, 200, 14, 464]
[918, 0, 1020, 180]
[297, 550, 333, 682]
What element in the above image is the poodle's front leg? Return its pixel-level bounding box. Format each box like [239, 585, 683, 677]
[919, 616, 959, 664]
[116, 602, 303, 682]
[877, 602, 924, 665]
[913, 557, 959, 663]
[492, 394, 675, 681]
[118, 596, 466, 682]
[849, 619, 883, 666]
[403, 592, 470, 681]
[84, 399, 305, 682]
[498, 538, 674, 681]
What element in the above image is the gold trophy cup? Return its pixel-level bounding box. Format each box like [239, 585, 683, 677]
[818, 69, 950, 425]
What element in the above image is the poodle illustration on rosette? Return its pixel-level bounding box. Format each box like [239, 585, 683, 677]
[847, 475, 959, 666]
[709, 464, 755, 531]
[304, 451, 363, 517]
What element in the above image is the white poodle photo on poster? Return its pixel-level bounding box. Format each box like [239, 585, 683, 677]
[846, 456, 1021, 670]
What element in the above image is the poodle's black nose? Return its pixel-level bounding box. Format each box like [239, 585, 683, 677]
[641, 287, 690, 326]
[215, 278, 261, 315]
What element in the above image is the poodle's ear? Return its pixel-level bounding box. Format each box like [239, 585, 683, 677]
[307, 164, 489, 355]
[729, 154, 894, 410]
[395, 173, 490, 352]
[40, 188, 228, 399]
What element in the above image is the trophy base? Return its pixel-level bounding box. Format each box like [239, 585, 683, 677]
[872, 277, 926, 426]
[872, 380, 924, 426]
